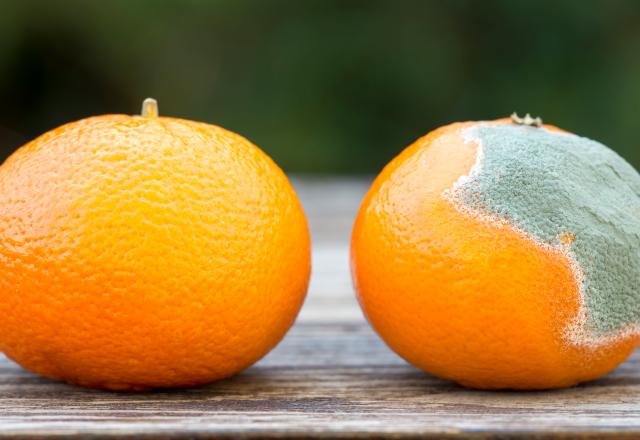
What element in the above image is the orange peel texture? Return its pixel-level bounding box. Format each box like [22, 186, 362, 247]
[0, 112, 310, 391]
[351, 120, 640, 389]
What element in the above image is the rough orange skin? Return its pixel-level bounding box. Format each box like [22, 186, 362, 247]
[351, 120, 637, 390]
[0, 114, 310, 391]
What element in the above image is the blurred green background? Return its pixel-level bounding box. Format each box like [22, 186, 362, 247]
[0, 0, 638, 173]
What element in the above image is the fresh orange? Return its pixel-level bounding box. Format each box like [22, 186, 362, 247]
[351, 115, 640, 390]
[0, 98, 310, 391]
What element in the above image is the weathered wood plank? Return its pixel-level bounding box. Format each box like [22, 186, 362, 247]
[293, 176, 370, 323]
[1, 177, 639, 439]
[2, 323, 640, 438]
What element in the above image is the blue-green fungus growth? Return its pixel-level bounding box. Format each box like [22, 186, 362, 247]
[446, 115, 640, 345]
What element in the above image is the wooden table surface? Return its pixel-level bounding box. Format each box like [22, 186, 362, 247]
[2, 177, 640, 439]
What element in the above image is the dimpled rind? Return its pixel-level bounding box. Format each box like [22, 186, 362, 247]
[0, 115, 311, 391]
[448, 124, 640, 344]
[351, 120, 640, 389]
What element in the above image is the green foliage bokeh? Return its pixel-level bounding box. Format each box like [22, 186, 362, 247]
[0, 0, 638, 173]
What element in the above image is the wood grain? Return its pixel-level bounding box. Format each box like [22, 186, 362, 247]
[1, 177, 639, 439]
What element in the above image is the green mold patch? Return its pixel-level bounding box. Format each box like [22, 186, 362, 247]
[446, 123, 640, 344]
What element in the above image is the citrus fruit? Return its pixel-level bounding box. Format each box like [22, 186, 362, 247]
[351, 114, 640, 390]
[0, 98, 310, 391]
